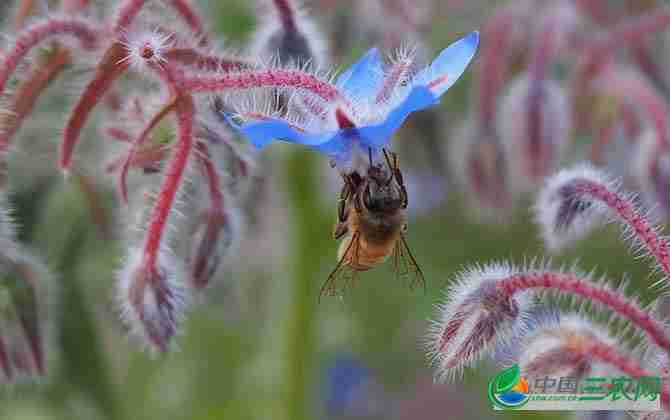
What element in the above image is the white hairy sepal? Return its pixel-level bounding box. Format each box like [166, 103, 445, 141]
[117, 246, 188, 352]
[517, 313, 618, 378]
[534, 163, 613, 252]
[426, 262, 532, 382]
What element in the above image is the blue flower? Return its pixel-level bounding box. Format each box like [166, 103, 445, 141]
[225, 31, 479, 166]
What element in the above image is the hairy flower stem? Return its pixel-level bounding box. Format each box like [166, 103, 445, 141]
[571, 177, 670, 277]
[583, 337, 670, 410]
[182, 69, 343, 103]
[0, 47, 70, 150]
[60, 42, 129, 171]
[164, 49, 251, 72]
[0, 17, 97, 98]
[498, 271, 670, 357]
[142, 94, 193, 272]
[119, 97, 178, 203]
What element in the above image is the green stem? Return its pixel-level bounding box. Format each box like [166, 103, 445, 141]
[279, 149, 329, 420]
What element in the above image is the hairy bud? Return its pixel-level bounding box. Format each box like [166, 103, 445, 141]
[0, 246, 54, 381]
[449, 121, 510, 220]
[535, 164, 612, 251]
[118, 248, 188, 352]
[252, 0, 327, 66]
[516, 312, 611, 380]
[535, 164, 670, 282]
[427, 263, 532, 380]
[497, 75, 571, 194]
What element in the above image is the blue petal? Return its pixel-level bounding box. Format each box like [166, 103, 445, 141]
[336, 48, 385, 100]
[223, 113, 350, 157]
[413, 31, 479, 97]
[357, 86, 438, 149]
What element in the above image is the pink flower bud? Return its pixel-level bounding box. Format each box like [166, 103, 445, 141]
[516, 313, 613, 379]
[448, 121, 511, 220]
[535, 164, 670, 283]
[190, 208, 241, 289]
[0, 246, 54, 381]
[427, 263, 532, 380]
[497, 75, 571, 194]
[252, 0, 327, 66]
[118, 248, 188, 352]
[535, 164, 612, 251]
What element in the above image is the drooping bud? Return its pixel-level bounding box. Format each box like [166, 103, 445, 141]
[534, 164, 612, 251]
[0, 246, 54, 381]
[516, 312, 609, 380]
[251, 0, 327, 66]
[448, 121, 511, 220]
[117, 248, 187, 352]
[496, 74, 571, 194]
[535, 164, 670, 282]
[188, 141, 243, 289]
[427, 263, 532, 381]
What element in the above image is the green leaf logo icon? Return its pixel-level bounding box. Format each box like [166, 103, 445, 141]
[494, 364, 520, 394]
[488, 364, 529, 410]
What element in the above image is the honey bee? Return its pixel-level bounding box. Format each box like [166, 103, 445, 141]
[321, 149, 425, 297]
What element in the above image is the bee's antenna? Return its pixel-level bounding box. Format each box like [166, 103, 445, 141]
[368, 147, 373, 168]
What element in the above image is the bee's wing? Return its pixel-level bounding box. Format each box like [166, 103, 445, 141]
[320, 231, 361, 299]
[392, 232, 426, 291]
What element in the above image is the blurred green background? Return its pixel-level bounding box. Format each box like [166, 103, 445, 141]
[0, 1, 662, 419]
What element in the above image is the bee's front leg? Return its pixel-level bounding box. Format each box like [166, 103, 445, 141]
[388, 152, 409, 209]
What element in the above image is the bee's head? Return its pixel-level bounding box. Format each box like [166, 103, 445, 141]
[362, 164, 403, 213]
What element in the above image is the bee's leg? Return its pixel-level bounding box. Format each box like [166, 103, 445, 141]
[385, 150, 409, 209]
[333, 223, 348, 240]
[337, 176, 353, 223]
[320, 232, 359, 300]
[334, 175, 356, 239]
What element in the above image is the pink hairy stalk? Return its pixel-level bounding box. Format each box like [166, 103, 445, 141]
[498, 271, 670, 356]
